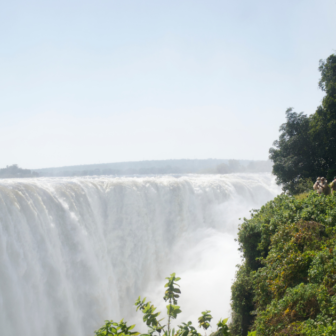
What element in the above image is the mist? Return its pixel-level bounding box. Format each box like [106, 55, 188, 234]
[0, 174, 280, 336]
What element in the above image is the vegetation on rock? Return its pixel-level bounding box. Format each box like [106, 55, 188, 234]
[230, 192, 336, 335]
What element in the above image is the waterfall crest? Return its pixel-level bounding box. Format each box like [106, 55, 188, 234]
[0, 174, 280, 336]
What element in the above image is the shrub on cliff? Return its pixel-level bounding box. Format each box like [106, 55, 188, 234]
[230, 192, 336, 335]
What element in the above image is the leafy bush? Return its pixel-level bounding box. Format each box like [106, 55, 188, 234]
[231, 192, 336, 335]
[283, 178, 313, 196]
[230, 264, 254, 335]
[95, 273, 231, 336]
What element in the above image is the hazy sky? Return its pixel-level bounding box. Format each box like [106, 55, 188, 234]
[1, 0, 336, 168]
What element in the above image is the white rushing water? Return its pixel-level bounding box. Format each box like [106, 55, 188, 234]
[0, 173, 280, 336]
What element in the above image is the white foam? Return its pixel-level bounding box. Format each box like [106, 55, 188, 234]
[0, 174, 280, 336]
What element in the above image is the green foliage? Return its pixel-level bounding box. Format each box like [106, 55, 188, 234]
[269, 108, 316, 194]
[164, 273, 182, 333]
[310, 55, 336, 182]
[301, 316, 336, 336]
[164, 273, 181, 305]
[230, 265, 254, 335]
[294, 192, 309, 201]
[231, 192, 336, 335]
[198, 311, 212, 331]
[166, 305, 182, 320]
[284, 178, 313, 196]
[119, 320, 141, 336]
[163, 328, 176, 336]
[270, 54, 336, 194]
[177, 322, 201, 336]
[216, 319, 230, 336]
[97, 274, 231, 336]
[95, 320, 140, 336]
[135, 297, 164, 332]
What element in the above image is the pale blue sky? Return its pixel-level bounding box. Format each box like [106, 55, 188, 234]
[1, 0, 336, 168]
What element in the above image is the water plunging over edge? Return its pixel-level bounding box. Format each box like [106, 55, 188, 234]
[0, 173, 281, 336]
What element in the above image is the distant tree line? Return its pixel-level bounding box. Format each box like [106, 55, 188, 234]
[35, 159, 231, 176]
[0, 164, 39, 178]
[270, 54, 336, 194]
[39, 166, 184, 177]
[216, 160, 272, 174]
[0, 160, 272, 179]
[36, 161, 272, 177]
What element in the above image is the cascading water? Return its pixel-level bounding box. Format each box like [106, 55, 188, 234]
[0, 173, 281, 336]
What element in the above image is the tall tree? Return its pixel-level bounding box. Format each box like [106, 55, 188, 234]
[310, 54, 336, 180]
[269, 54, 336, 193]
[269, 108, 317, 193]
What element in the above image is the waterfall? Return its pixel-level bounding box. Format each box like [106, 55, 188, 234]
[0, 173, 280, 336]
